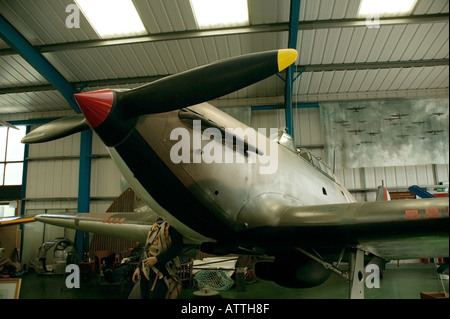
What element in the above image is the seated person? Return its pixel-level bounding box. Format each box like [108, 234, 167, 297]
[0, 247, 21, 278]
[104, 242, 143, 283]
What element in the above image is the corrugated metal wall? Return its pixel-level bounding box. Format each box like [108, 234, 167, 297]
[25, 130, 122, 212]
[334, 164, 449, 201]
[22, 130, 122, 266]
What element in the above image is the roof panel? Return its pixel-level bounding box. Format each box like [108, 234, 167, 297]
[310, 29, 328, 64]
[308, 71, 324, 94]
[377, 68, 401, 91]
[0, 90, 70, 114]
[389, 68, 414, 90]
[330, 0, 351, 19]
[0, 0, 99, 45]
[348, 69, 369, 92]
[366, 26, 394, 62]
[43, 52, 79, 82]
[127, 44, 158, 75]
[117, 45, 149, 77]
[389, 24, 420, 61]
[165, 41, 189, 71]
[327, 70, 346, 93]
[427, 0, 450, 14]
[317, 0, 335, 20]
[133, 0, 200, 33]
[343, 0, 362, 19]
[421, 22, 449, 59]
[301, 0, 320, 21]
[321, 29, 341, 64]
[188, 38, 209, 65]
[368, 68, 391, 91]
[418, 65, 448, 89]
[0, 55, 48, 87]
[296, 72, 312, 95]
[401, 24, 433, 60]
[408, 66, 438, 89]
[333, 28, 353, 64]
[435, 66, 449, 88]
[250, 0, 287, 24]
[355, 28, 378, 63]
[318, 71, 335, 93]
[358, 69, 379, 92]
[298, 30, 315, 65]
[414, 0, 434, 15]
[0, 0, 448, 117]
[343, 27, 366, 63]
[398, 67, 426, 90]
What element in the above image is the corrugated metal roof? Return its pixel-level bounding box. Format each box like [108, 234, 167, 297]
[0, 0, 448, 119]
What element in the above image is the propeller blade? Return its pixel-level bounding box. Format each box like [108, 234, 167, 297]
[119, 49, 298, 116]
[73, 49, 297, 146]
[22, 114, 90, 144]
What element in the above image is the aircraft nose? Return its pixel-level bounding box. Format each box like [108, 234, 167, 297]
[74, 89, 114, 128]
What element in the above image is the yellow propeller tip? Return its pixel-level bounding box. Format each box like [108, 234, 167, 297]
[277, 49, 298, 72]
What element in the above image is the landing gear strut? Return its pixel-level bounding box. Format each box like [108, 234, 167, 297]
[295, 247, 369, 299]
[349, 248, 365, 299]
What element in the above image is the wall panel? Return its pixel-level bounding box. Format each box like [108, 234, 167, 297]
[336, 164, 449, 201]
[22, 131, 123, 263]
[90, 157, 122, 198]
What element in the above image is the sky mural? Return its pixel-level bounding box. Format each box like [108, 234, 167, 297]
[320, 98, 449, 169]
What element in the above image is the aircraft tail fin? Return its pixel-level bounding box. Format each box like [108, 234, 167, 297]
[375, 185, 391, 201]
[408, 185, 436, 198]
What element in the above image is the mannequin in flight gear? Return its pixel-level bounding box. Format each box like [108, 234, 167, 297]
[131, 218, 183, 299]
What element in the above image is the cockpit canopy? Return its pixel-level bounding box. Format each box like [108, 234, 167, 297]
[277, 130, 296, 152]
[276, 130, 336, 182]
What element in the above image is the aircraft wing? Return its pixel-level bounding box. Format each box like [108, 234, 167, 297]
[30, 212, 158, 242]
[236, 197, 449, 260]
[0, 216, 36, 226]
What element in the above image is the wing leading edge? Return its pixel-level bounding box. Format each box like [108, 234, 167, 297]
[34, 211, 158, 242]
[236, 197, 448, 260]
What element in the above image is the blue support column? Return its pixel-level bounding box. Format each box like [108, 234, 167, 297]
[285, 0, 300, 140]
[0, 14, 90, 259]
[77, 130, 92, 259]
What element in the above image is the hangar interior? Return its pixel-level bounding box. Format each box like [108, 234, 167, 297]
[0, 0, 448, 299]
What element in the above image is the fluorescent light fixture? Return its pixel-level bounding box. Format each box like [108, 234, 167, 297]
[75, 0, 146, 38]
[191, 0, 249, 29]
[358, 0, 417, 17]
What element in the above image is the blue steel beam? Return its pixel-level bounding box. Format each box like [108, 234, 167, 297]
[285, 0, 300, 141]
[0, 14, 91, 257]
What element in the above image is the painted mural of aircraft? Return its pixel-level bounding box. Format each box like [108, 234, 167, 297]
[426, 129, 444, 135]
[9, 49, 449, 298]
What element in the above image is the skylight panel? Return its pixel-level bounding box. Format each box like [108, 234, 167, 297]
[358, 0, 417, 17]
[75, 0, 146, 38]
[191, 0, 249, 29]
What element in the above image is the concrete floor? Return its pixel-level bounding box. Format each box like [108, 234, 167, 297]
[15, 263, 447, 300]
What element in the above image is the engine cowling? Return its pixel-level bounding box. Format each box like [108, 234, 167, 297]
[254, 254, 331, 288]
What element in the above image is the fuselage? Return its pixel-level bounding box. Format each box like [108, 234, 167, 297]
[104, 102, 356, 244]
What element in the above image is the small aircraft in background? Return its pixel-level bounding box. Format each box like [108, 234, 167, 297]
[0, 120, 19, 129]
[426, 129, 444, 135]
[5, 49, 447, 298]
